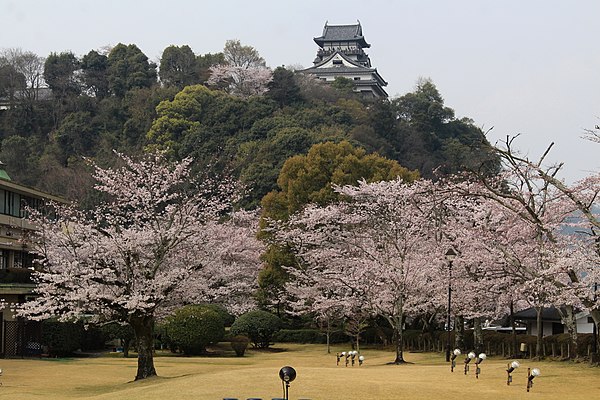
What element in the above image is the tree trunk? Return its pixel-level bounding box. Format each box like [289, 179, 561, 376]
[473, 317, 484, 354]
[535, 306, 543, 359]
[130, 314, 157, 380]
[388, 303, 405, 364]
[392, 297, 405, 364]
[454, 315, 465, 350]
[558, 305, 578, 359]
[392, 320, 405, 364]
[510, 301, 518, 357]
[322, 316, 331, 354]
[123, 338, 131, 358]
[591, 308, 600, 356]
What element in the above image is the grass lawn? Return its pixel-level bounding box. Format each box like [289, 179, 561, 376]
[0, 344, 599, 399]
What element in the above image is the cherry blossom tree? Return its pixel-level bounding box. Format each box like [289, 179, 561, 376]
[207, 39, 272, 98]
[283, 237, 374, 353]
[411, 178, 512, 354]
[18, 153, 263, 380]
[278, 178, 447, 364]
[460, 136, 599, 357]
[207, 64, 272, 98]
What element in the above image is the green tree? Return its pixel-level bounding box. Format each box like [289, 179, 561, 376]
[195, 52, 225, 83]
[51, 111, 98, 163]
[107, 44, 157, 97]
[44, 51, 81, 128]
[0, 64, 26, 102]
[0, 135, 41, 185]
[261, 140, 418, 220]
[392, 78, 500, 177]
[44, 52, 81, 99]
[81, 50, 109, 98]
[101, 322, 135, 357]
[163, 305, 225, 355]
[394, 77, 455, 132]
[146, 85, 242, 158]
[159, 45, 197, 89]
[121, 86, 178, 150]
[258, 141, 418, 310]
[266, 67, 303, 107]
[230, 310, 282, 348]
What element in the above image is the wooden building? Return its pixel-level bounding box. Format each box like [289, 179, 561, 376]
[303, 21, 388, 98]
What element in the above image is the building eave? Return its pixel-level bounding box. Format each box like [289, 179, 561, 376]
[306, 50, 373, 71]
[0, 178, 65, 203]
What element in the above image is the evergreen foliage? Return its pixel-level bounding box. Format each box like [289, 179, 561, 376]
[0, 45, 498, 209]
[163, 305, 225, 355]
[41, 320, 83, 357]
[230, 310, 282, 348]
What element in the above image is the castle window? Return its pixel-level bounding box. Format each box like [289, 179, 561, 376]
[354, 77, 360, 80]
[332, 59, 342, 65]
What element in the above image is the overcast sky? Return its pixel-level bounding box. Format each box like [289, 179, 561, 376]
[2, 0, 598, 182]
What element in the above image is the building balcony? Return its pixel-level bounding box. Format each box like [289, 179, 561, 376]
[317, 48, 366, 57]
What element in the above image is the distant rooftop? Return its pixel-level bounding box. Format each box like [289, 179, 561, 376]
[314, 21, 371, 48]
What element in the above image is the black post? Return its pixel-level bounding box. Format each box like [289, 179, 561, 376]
[593, 318, 598, 354]
[445, 258, 453, 362]
[593, 283, 598, 355]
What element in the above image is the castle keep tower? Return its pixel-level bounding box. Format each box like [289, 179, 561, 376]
[304, 21, 388, 98]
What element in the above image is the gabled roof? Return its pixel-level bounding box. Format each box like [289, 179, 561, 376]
[314, 22, 371, 48]
[303, 51, 388, 87]
[306, 51, 373, 72]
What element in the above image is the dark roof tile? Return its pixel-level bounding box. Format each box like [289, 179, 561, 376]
[314, 22, 370, 48]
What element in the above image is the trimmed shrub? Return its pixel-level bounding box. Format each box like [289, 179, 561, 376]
[230, 310, 282, 348]
[273, 329, 324, 344]
[41, 320, 83, 357]
[199, 303, 235, 327]
[164, 305, 225, 355]
[230, 335, 250, 356]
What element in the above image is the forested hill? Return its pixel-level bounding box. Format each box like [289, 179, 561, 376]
[0, 43, 499, 207]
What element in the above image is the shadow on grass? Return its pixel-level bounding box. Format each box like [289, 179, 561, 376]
[385, 361, 415, 365]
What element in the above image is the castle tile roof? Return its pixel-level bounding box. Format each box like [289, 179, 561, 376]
[314, 22, 370, 48]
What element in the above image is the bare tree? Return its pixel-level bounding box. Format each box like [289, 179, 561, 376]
[0, 48, 45, 101]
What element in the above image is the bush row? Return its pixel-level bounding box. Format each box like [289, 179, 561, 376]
[273, 329, 350, 344]
[40, 320, 110, 357]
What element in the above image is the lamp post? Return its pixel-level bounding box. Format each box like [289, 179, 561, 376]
[445, 247, 457, 362]
[527, 367, 541, 392]
[474, 353, 486, 379]
[464, 351, 476, 375]
[506, 361, 520, 385]
[451, 348, 461, 372]
[278, 366, 296, 400]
